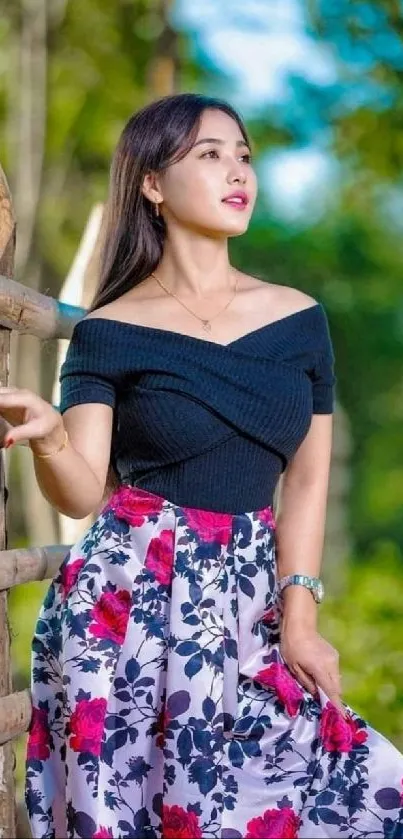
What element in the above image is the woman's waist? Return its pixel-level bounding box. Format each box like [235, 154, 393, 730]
[116, 447, 282, 515]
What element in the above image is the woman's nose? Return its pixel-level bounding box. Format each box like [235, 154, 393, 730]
[227, 165, 247, 185]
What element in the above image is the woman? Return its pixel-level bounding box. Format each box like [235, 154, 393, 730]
[1, 93, 401, 838]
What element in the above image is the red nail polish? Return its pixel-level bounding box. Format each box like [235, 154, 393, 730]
[5, 438, 14, 448]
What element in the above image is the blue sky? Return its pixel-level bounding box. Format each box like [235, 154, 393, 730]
[174, 0, 339, 222]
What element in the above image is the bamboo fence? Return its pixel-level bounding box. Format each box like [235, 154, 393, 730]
[0, 167, 83, 837]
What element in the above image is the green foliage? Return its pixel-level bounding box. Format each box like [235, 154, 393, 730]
[231, 205, 403, 554]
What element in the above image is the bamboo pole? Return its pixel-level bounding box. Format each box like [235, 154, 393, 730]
[0, 274, 85, 339]
[0, 164, 16, 839]
[0, 691, 31, 746]
[0, 545, 70, 590]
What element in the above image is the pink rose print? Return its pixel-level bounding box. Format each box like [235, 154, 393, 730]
[92, 828, 114, 839]
[260, 608, 276, 625]
[162, 804, 202, 838]
[69, 697, 107, 756]
[255, 662, 304, 717]
[145, 529, 175, 586]
[257, 506, 276, 529]
[107, 486, 164, 526]
[246, 806, 301, 838]
[185, 508, 232, 545]
[27, 706, 50, 761]
[59, 557, 85, 600]
[89, 589, 131, 645]
[320, 702, 368, 753]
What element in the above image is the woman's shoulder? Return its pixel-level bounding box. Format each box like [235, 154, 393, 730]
[79, 302, 127, 327]
[240, 274, 319, 318]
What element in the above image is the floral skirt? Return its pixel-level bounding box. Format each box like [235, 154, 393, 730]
[25, 485, 403, 839]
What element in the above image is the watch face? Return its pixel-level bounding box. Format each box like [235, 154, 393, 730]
[315, 580, 325, 603]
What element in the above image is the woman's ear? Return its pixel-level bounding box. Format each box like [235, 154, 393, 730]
[141, 172, 163, 205]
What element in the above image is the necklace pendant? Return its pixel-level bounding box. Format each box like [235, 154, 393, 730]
[202, 320, 212, 332]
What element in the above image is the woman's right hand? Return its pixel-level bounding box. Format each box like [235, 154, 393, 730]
[0, 386, 65, 453]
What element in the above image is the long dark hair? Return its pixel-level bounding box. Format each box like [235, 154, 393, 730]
[88, 93, 250, 312]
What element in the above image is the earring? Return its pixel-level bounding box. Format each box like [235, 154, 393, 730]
[154, 202, 160, 217]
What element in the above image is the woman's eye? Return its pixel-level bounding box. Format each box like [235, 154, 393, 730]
[201, 150, 219, 159]
[201, 150, 252, 163]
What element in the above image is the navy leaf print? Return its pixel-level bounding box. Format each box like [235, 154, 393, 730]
[183, 614, 200, 625]
[177, 728, 192, 765]
[383, 820, 403, 839]
[105, 714, 127, 730]
[79, 656, 100, 673]
[294, 776, 309, 787]
[189, 582, 203, 605]
[193, 728, 213, 754]
[228, 740, 244, 768]
[133, 807, 152, 831]
[43, 583, 56, 610]
[202, 696, 216, 721]
[102, 729, 129, 767]
[238, 575, 255, 598]
[241, 739, 261, 758]
[152, 792, 163, 817]
[176, 641, 201, 656]
[240, 563, 258, 577]
[316, 790, 336, 805]
[75, 688, 91, 702]
[126, 757, 152, 784]
[317, 808, 343, 825]
[188, 757, 218, 794]
[105, 790, 120, 810]
[166, 690, 191, 717]
[117, 819, 138, 837]
[225, 637, 238, 658]
[375, 788, 402, 810]
[32, 667, 53, 684]
[71, 811, 96, 838]
[275, 731, 293, 756]
[125, 657, 140, 683]
[25, 783, 43, 817]
[184, 651, 204, 678]
[115, 690, 132, 702]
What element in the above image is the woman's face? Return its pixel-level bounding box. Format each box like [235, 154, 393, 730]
[152, 108, 257, 238]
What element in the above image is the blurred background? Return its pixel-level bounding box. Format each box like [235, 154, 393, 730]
[1, 0, 403, 802]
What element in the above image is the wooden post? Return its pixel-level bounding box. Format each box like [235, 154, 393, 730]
[0, 168, 16, 835]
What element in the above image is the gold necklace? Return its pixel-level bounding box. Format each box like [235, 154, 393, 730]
[151, 271, 238, 333]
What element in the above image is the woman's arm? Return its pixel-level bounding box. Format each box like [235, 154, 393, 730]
[0, 387, 114, 518]
[276, 413, 344, 712]
[276, 413, 332, 627]
[31, 402, 114, 519]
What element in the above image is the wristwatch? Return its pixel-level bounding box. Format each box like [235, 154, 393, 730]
[278, 574, 325, 604]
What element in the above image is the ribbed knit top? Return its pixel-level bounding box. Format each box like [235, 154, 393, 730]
[59, 302, 336, 514]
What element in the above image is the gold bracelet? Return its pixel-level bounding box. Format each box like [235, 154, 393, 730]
[33, 429, 69, 459]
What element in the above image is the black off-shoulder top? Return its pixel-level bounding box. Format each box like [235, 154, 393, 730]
[59, 302, 336, 514]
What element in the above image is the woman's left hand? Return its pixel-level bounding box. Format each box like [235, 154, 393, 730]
[280, 625, 345, 715]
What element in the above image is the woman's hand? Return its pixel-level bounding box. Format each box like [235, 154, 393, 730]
[0, 386, 65, 455]
[280, 623, 344, 715]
